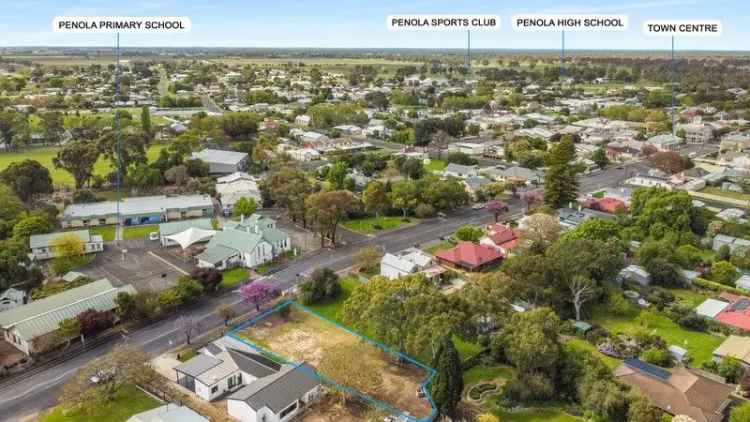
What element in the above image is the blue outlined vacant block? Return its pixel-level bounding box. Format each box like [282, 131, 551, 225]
[228, 300, 437, 422]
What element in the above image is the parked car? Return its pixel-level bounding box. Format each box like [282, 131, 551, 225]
[149, 231, 159, 241]
[472, 203, 486, 210]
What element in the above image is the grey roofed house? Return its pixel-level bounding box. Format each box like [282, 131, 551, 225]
[444, 163, 478, 178]
[500, 166, 539, 182]
[192, 149, 249, 174]
[228, 363, 320, 413]
[29, 229, 104, 261]
[464, 176, 491, 192]
[127, 404, 209, 422]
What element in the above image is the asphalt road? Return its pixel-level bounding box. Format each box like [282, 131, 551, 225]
[0, 164, 635, 420]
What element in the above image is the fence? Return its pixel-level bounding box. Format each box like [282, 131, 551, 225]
[227, 299, 438, 422]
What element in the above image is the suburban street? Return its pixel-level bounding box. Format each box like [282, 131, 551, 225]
[0, 163, 643, 420]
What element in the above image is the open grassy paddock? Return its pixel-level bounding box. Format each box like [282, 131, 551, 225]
[235, 304, 433, 420]
[0, 144, 165, 187]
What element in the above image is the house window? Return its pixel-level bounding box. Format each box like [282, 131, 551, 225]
[98, 218, 106, 225]
[211, 386, 218, 394]
[279, 401, 298, 418]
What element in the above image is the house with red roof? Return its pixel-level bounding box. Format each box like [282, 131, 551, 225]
[434, 241, 504, 272]
[584, 197, 627, 214]
[714, 293, 750, 332]
[479, 223, 522, 255]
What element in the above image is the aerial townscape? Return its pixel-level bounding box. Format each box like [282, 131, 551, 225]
[1, 3, 750, 422]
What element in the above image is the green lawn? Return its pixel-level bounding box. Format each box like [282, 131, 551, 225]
[463, 364, 514, 385]
[668, 287, 711, 308]
[423, 240, 456, 255]
[39, 384, 160, 422]
[700, 186, 750, 202]
[305, 276, 360, 323]
[565, 338, 621, 370]
[123, 224, 158, 240]
[89, 225, 116, 242]
[453, 334, 483, 361]
[492, 407, 583, 422]
[590, 303, 725, 367]
[424, 159, 447, 173]
[220, 267, 249, 289]
[341, 216, 417, 235]
[176, 348, 197, 362]
[0, 144, 165, 186]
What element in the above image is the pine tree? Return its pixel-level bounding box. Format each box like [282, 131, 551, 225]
[430, 336, 464, 418]
[140, 106, 152, 136]
[544, 137, 580, 208]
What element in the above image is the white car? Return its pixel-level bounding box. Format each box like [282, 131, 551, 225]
[148, 231, 160, 241]
[472, 203, 486, 210]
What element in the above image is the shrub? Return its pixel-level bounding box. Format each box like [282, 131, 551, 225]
[608, 294, 631, 316]
[415, 203, 436, 218]
[76, 309, 115, 336]
[718, 356, 745, 383]
[641, 346, 671, 367]
[711, 261, 738, 286]
[677, 312, 708, 332]
[190, 267, 223, 292]
[298, 268, 341, 305]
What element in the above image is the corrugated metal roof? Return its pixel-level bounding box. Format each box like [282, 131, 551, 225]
[29, 230, 91, 249]
[63, 195, 213, 220]
[192, 149, 248, 165]
[0, 279, 136, 340]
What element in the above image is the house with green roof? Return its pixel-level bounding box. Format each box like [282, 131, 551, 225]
[29, 229, 104, 261]
[0, 279, 136, 355]
[196, 214, 291, 270]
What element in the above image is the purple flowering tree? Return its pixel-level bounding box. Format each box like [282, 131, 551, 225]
[486, 200, 508, 222]
[240, 282, 279, 312]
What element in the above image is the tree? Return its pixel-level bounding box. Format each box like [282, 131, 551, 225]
[355, 246, 382, 274]
[58, 344, 157, 412]
[233, 197, 259, 219]
[592, 147, 609, 169]
[712, 261, 737, 286]
[53, 140, 101, 189]
[299, 267, 341, 305]
[57, 318, 81, 348]
[140, 106, 152, 135]
[568, 275, 595, 321]
[305, 190, 360, 248]
[567, 218, 621, 242]
[0, 110, 30, 150]
[177, 315, 200, 345]
[486, 200, 508, 222]
[362, 181, 390, 218]
[579, 375, 628, 421]
[216, 304, 237, 326]
[164, 165, 188, 185]
[718, 356, 744, 383]
[430, 337, 463, 418]
[454, 225, 484, 242]
[389, 180, 419, 218]
[190, 267, 223, 292]
[259, 168, 315, 226]
[519, 213, 562, 254]
[12, 213, 54, 239]
[0, 184, 25, 239]
[649, 151, 687, 174]
[647, 258, 685, 287]
[544, 137, 580, 208]
[478, 414, 500, 422]
[730, 402, 750, 422]
[517, 190, 543, 214]
[76, 309, 114, 337]
[51, 233, 87, 275]
[115, 292, 136, 320]
[317, 343, 382, 405]
[0, 159, 53, 202]
[343, 275, 465, 357]
[176, 276, 204, 302]
[239, 282, 279, 311]
[42, 111, 65, 145]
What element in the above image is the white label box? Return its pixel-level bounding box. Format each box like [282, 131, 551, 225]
[512, 14, 628, 31]
[387, 15, 500, 31]
[53, 17, 191, 34]
[643, 20, 722, 37]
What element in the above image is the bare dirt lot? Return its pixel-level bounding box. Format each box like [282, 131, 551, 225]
[237, 306, 433, 420]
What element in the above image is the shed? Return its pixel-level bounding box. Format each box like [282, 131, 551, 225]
[695, 298, 731, 319]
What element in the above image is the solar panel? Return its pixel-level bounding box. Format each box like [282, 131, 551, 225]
[731, 299, 750, 312]
[624, 358, 670, 380]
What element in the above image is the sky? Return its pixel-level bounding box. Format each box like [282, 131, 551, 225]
[0, 0, 745, 51]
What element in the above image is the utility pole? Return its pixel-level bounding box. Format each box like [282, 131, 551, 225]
[466, 30, 471, 70]
[114, 33, 123, 243]
[671, 36, 676, 136]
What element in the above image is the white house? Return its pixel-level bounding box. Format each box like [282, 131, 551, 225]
[618, 264, 651, 286]
[294, 115, 311, 126]
[448, 142, 485, 156]
[29, 230, 104, 261]
[380, 248, 439, 281]
[215, 172, 263, 214]
[647, 134, 682, 151]
[0, 288, 26, 312]
[192, 149, 249, 174]
[300, 131, 329, 145]
[288, 148, 321, 162]
[713, 234, 750, 254]
[174, 335, 321, 422]
[443, 163, 478, 179]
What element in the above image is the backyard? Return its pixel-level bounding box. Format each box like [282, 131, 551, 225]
[341, 216, 418, 235]
[89, 225, 116, 242]
[589, 301, 725, 367]
[38, 384, 160, 422]
[235, 304, 433, 420]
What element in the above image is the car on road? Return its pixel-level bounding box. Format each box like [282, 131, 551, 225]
[437, 212, 446, 218]
[472, 203, 486, 210]
[149, 231, 159, 241]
